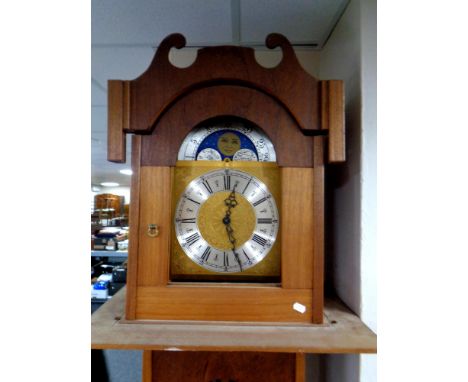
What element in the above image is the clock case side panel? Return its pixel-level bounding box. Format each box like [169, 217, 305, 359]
[125, 137, 174, 319]
[125, 135, 141, 320]
[312, 137, 325, 324]
[136, 166, 172, 287]
[280, 167, 314, 291]
[280, 137, 325, 324]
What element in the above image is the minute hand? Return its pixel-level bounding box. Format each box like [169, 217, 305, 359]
[222, 186, 243, 271]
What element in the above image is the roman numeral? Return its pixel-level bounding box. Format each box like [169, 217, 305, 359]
[224, 174, 231, 190]
[252, 234, 267, 247]
[253, 197, 268, 207]
[242, 249, 251, 262]
[185, 197, 200, 205]
[176, 218, 196, 223]
[257, 218, 273, 225]
[201, 179, 213, 194]
[185, 232, 200, 246]
[223, 252, 229, 267]
[242, 178, 252, 195]
[201, 247, 211, 262]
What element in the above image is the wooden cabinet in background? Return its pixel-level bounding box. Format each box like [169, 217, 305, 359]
[94, 193, 124, 216]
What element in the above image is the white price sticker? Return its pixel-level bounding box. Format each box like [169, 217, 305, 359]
[293, 302, 306, 314]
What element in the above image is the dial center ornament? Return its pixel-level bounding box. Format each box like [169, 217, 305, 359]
[174, 168, 279, 273]
[197, 191, 255, 251]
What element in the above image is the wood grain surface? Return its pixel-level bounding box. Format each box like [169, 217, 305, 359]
[149, 351, 297, 382]
[142, 350, 152, 382]
[140, 85, 314, 167]
[320, 80, 345, 163]
[295, 353, 306, 382]
[92, 288, 377, 354]
[280, 168, 314, 289]
[125, 136, 142, 320]
[135, 285, 313, 323]
[312, 137, 325, 324]
[93, 193, 124, 216]
[122, 33, 319, 134]
[137, 167, 172, 286]
[107, 80, 128, 163]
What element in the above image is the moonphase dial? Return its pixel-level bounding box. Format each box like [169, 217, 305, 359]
[177, 120, 276, 162]
[174, 169, 279, 273]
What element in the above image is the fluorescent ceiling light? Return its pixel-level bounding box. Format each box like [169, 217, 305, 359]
[100, 182, 119, 187]
[120, 169, 133, 175]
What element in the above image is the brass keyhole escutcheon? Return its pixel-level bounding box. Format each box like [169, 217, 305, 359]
[147, 224, 160, 238]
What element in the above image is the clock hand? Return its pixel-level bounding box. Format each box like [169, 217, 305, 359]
[222, 186, 243, 271]
[225, 223, 243, 272]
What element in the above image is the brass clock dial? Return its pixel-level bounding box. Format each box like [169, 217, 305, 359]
[174, 168, 279, 273]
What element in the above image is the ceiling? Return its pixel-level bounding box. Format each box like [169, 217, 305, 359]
[91, 0, 349, 187]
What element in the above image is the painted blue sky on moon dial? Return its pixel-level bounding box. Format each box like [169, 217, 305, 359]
[196, 129, 258, 160]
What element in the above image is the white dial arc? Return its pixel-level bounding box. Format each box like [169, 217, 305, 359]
[177, 121, 276, 162]
[196, 148, 222, 161]
[174, 169, 279, 273]
[233, 149, 257, 161]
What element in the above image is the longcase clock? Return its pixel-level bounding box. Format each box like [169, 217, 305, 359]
[107, 33, 345, 324]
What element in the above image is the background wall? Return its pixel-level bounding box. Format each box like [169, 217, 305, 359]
[318, 0, 377, 380]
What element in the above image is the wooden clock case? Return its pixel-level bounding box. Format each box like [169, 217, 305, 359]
[107, 33, 345, 324]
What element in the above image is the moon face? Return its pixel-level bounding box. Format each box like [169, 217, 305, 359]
[217, 132, 241, 156]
